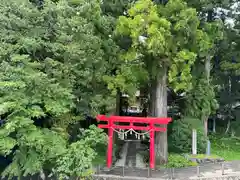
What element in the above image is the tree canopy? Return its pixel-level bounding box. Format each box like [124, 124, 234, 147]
[1, 0, 240, 178]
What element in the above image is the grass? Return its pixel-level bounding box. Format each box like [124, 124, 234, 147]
[210, 135, 240, 161]
[189, 154, 221, 159]
[141, 151, 198, 169]
[143, 134, 240, 169]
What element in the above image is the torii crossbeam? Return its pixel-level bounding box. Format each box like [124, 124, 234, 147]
[96, 115, 172, 169]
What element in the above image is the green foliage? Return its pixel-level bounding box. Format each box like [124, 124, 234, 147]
[0, 0, 239, 178]
[210, 134, 240, 161]
[181, 0, 224, 125]
[169, 117, 207, 154]
[1, 125, 107, 179]
[169, 50, 196, 91]
[165, 154, 198, 168]
[2, 128, 67, 178]
[231, 119, 240, 136]
[54, 125, 107, 179]
[101, 0, 131, 17]
[184, 77, 219, 119]
[188, 153, 221, 159]
[0, 0, 110, 178]
[196, 20, 223, 58]
[115, 0, 216, 92]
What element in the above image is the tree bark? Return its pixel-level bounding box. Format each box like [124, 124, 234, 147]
[204, 119, 208, 136]
[113, 90, 121, 157]
[203, 10, 213, 136]
[115, 89, 121, 116]
[149, 67, 168, 164]
[225, 118, 231, 134]
[203, 56, 211, 136]
[213, 117, 216, 133]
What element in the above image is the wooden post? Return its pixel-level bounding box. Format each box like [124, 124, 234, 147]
[192, 129, 197, 155]
[149, 122, 155, 169]
[107, 119, 113, 168]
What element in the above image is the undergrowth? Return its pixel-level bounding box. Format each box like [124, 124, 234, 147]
[210, 134, 240, 161]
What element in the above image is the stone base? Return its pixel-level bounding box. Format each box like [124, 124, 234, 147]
[189, 157, 224, 164]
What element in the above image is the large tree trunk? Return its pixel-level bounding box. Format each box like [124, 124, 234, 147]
[149, 67, 168, 164]
[140, 85, 148, 117]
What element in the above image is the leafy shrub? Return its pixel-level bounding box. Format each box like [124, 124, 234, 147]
[169, 117, 207, 154]
[165, 154, 198, 168]
[54, 125, 107, 179]
[2, 125, 107, 180]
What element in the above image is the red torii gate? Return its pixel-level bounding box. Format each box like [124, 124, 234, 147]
[96, 115, 172, 169]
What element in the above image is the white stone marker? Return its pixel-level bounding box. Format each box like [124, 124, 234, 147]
[192, 129, 197, 155]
